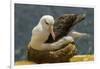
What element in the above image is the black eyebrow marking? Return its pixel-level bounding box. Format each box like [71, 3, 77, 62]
[45, 20, 49, 25]
[45, 22, 49, 25]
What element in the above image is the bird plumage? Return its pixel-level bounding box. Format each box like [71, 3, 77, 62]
[27, 14, 86, 63]
[29, 15, 84, 51]
[68, 30, 89, 40]
[29, 15, 55, 50]
[46, 14, 86, 43]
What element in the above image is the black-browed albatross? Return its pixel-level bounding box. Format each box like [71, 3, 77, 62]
[28, 15, 74, 51]
[27, 14, 86, 63]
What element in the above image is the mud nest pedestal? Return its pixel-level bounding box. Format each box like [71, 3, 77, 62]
[27, 43, 77, 64]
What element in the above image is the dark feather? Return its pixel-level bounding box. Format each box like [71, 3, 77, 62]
[46, 14, 86, 43]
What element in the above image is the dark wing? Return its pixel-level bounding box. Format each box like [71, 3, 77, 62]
[45, 14, 86, 43]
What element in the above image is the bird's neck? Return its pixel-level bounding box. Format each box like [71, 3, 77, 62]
[38, 22, 49, 32]
[32, 22, 50, 43]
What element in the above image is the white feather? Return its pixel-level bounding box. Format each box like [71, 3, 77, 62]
[29, 15, 55, 50]
[68, 30, 89, 39]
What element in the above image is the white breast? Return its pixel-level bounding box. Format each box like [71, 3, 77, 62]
[29, 27, 50, 50]
[31, 30, 49, 43]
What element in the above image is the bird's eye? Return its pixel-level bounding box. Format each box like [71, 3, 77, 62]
[45, 21, 49, 25]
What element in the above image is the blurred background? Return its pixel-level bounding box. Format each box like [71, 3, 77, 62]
[15, 3, 94, 61]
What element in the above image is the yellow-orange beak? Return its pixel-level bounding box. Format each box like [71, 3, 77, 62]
[49, 25, 55, 40]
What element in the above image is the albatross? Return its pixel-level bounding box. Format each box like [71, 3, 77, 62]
[27, 14, 87, 63]
[28, 15, 75, 51]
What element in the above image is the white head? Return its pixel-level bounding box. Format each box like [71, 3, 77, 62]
[39, 15, 55, 40]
